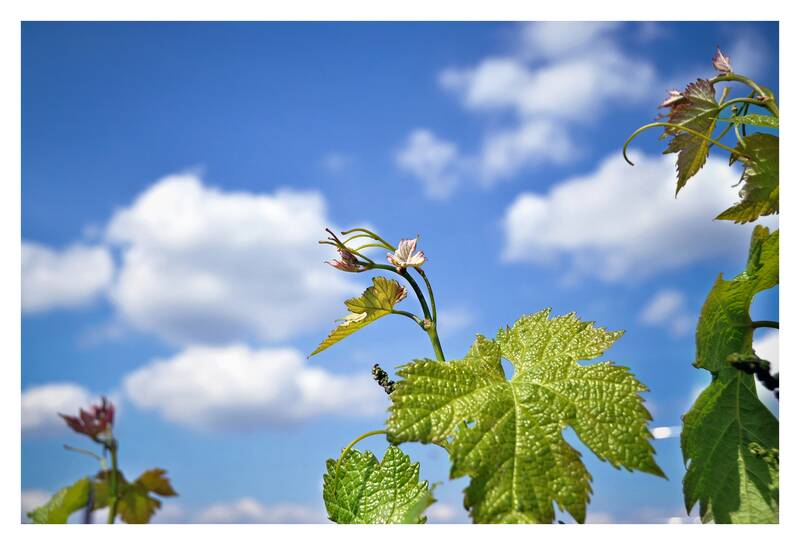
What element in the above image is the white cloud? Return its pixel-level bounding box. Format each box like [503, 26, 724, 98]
[21, 383, 94, 435]
[22, 242, 114, 313]
[478, 120, 573, 183]
[399, 23, 657, 196]
[193, 498, 326, 523]
[395, 129, 462, 199]
[517, 22, 622, 60]
[502, 151, 777, 282]
[21, 489, 51, 522]
[753, 330, 779, 407]
[651, 426, 681, 440]
[441, 47, 655, 122]
[639, 289, 694, 337]
[105, 173, 358, 345]
[123, 344, 384, 431]
[426, 502, 464, 523]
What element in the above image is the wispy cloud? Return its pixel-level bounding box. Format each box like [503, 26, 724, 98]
[396, 22, 658, 198]
[395, 129, 463, 200]
[320, 151, 353, 174]
[639, 289, 694, 337]
[192, 498, 327, 523]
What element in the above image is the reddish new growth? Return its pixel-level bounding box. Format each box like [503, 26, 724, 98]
[60, 397, 115, 443]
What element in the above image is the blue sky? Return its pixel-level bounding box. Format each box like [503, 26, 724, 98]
[21, 21, 779, 523]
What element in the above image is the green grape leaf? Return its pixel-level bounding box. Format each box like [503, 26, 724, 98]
[135, 468, 178, 497]
[682, 226, 779, 523]
[310, 276, 408, 357]
[662, 79, 721, 193]
[116, 483, 163, 524]
[27, 478, 90, 523]
[694, 225, 778, 374]
[94, 468, 176, 523]
[718, 114, 778, 129]
[323, 445, 434, 524]
[717, 133, 779, 223]
[388, 310, 663, 524]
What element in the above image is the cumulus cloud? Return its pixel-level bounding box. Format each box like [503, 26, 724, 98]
[193, 498, 326, 523]
[123, 344, 384, 431]
[517, 22, 622, 60]
[502, 151, 777, 282]
[440, 47, 654, 121]
[639, 289, 694, 337]
[397, 23, 657, 196]
[105, 173, 358, 345]
[395, 129, 463, 199]
[21, 382, 94, 435]
[22, 242, 114, 313]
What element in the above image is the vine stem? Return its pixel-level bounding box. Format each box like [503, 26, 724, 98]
[417, 269, 437, 323]
[334, 429, 387, 477]
[391, 309, 424, 326]
[718, 97, 774, 111]
[623, 122, 743, 166]
[752, 320, 779, 330]
[711, 73, 779, 117]
[107, 441, 119, 524]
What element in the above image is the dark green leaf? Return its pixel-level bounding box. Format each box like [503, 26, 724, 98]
[682, 226, 779, 523]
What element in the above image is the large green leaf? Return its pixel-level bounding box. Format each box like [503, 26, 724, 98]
[388, 310, 663, 524]
[693, 225, 778, 374]
[27, 478, 90, 523]
[323, 445, 434, 524]
[662, 79, 721, 193]
[682, 226, 779, 523]
[717, 133, 779, 223]
[310, 276, 407, 356]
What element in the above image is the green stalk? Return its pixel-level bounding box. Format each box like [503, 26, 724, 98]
[417, 269, 437, 323]
[751, 320, 779, 330]
[107, 441, 119, 524]
[334, 429, 387, 477]
[711, 73, 779, 117]
[369, 263, 445, 361]
[623, 122, 744, 166]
